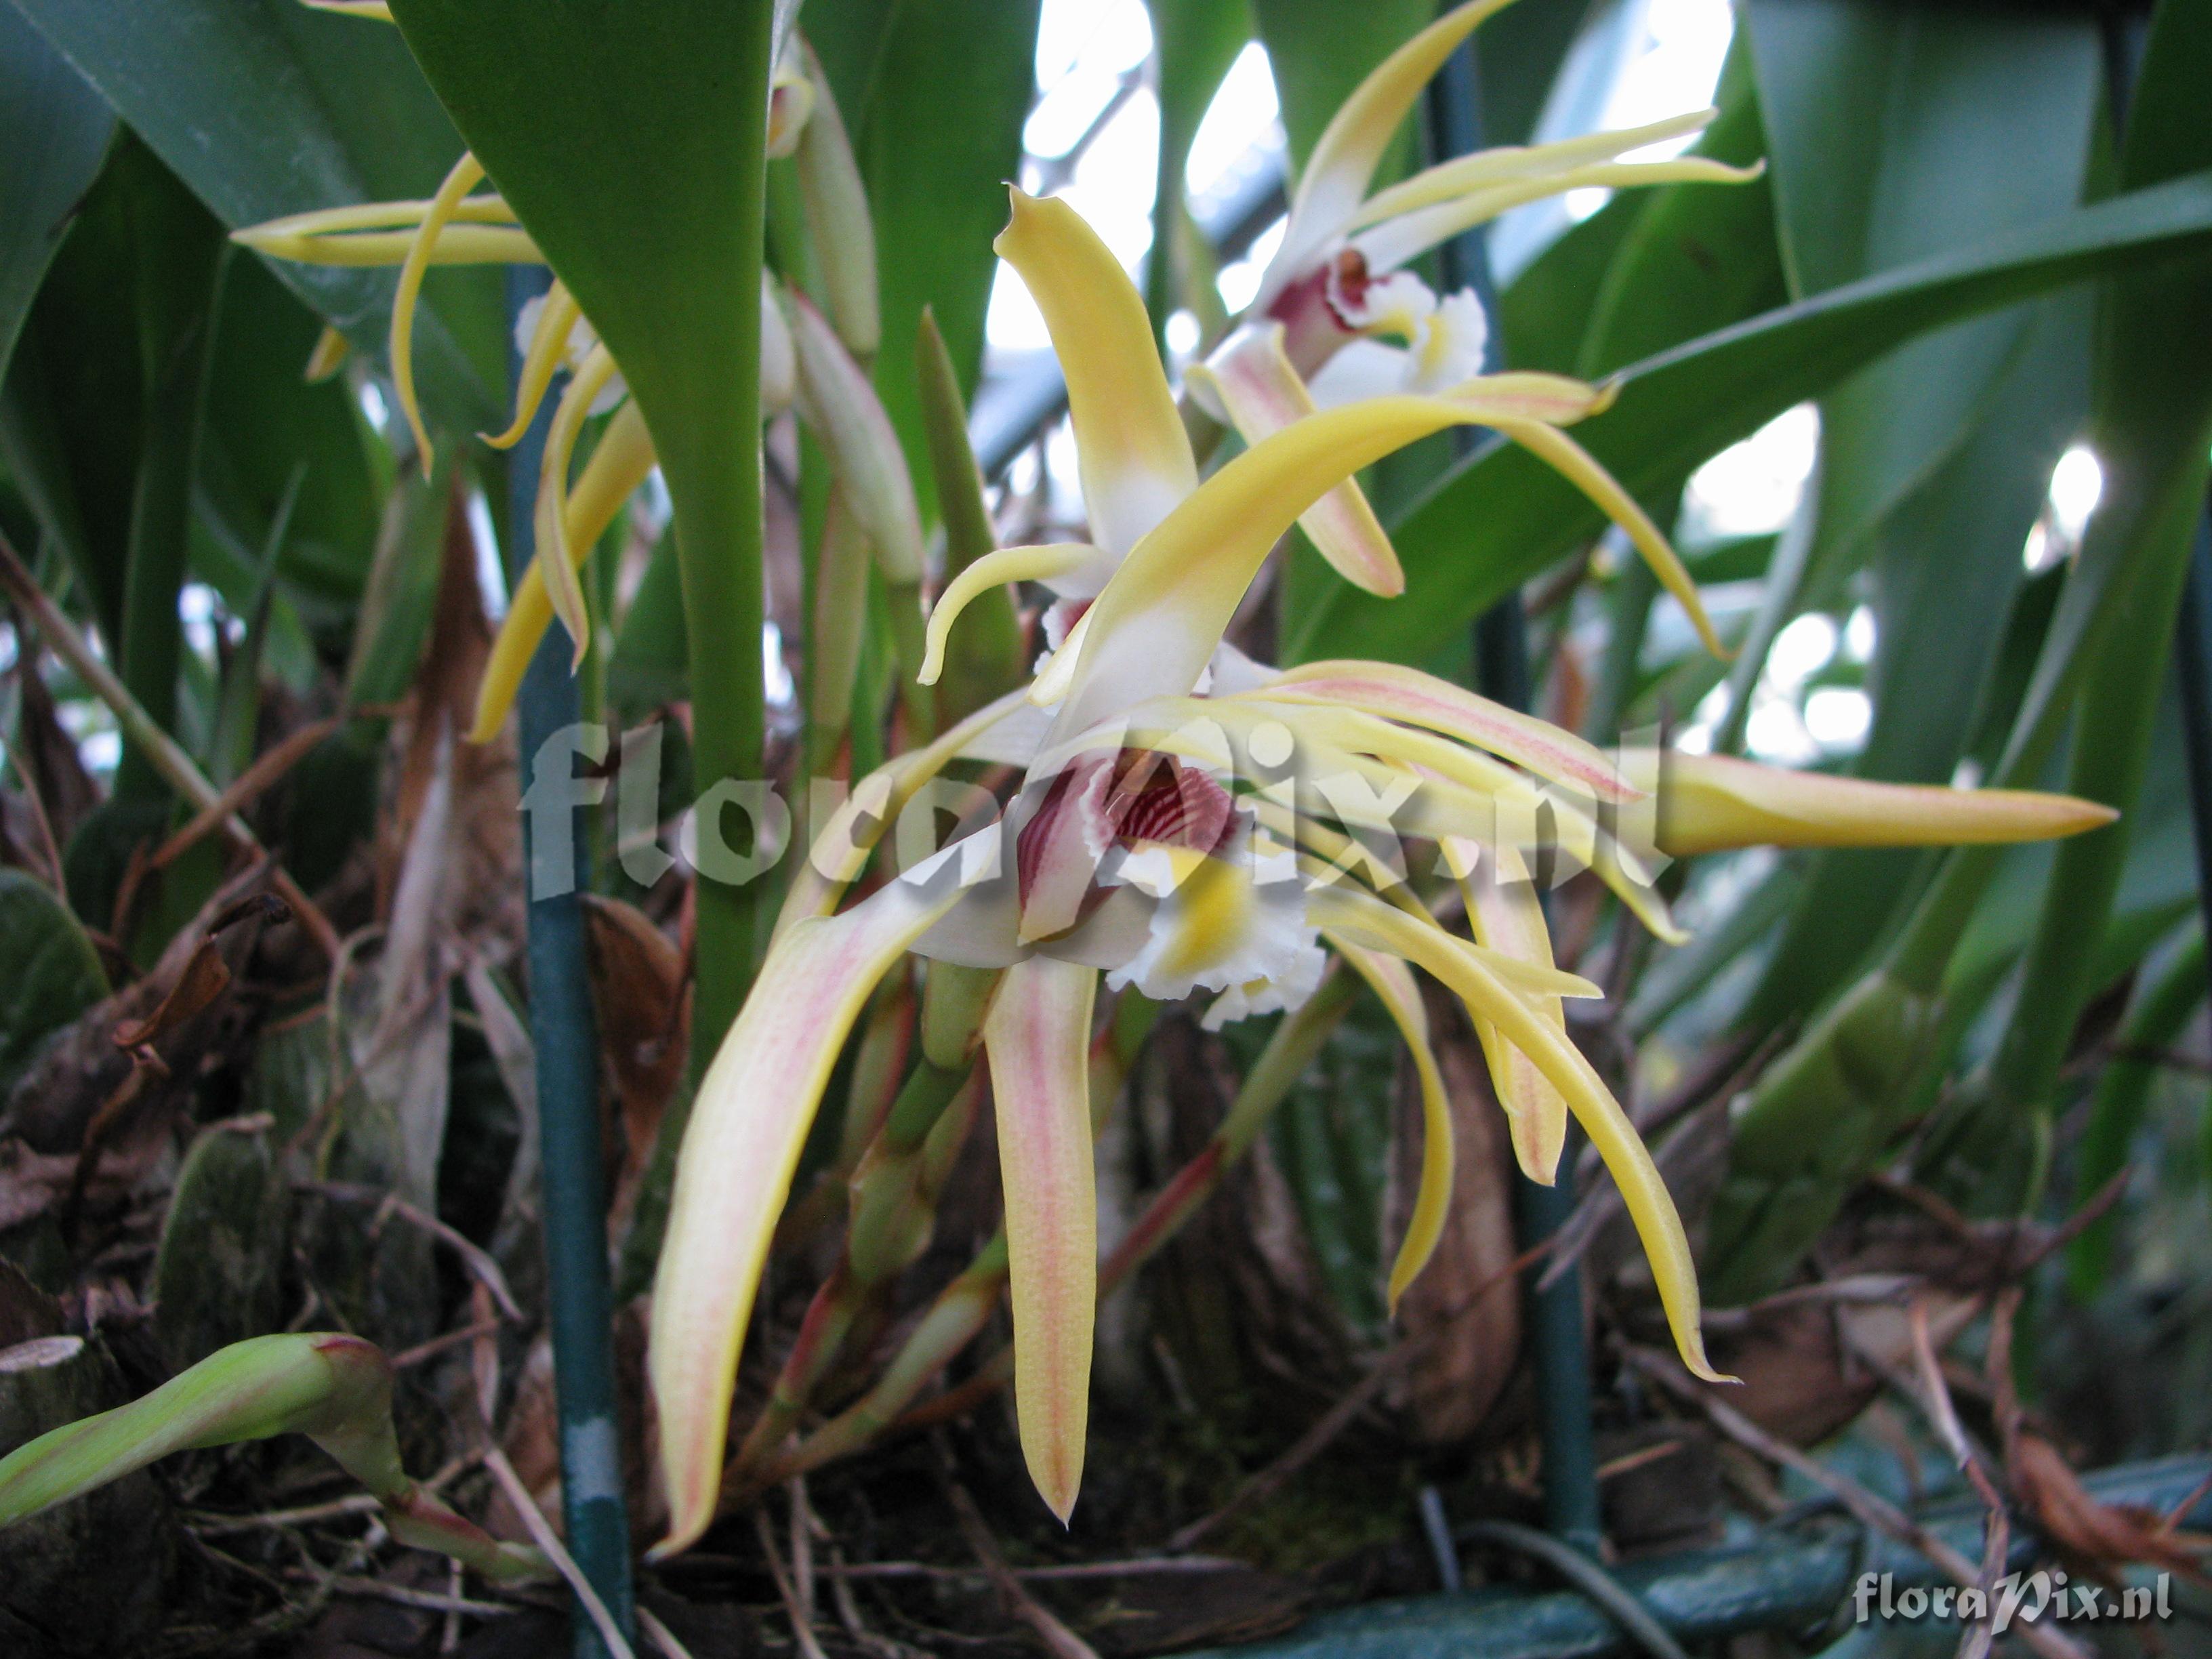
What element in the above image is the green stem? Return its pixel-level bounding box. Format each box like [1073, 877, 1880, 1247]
[673, 1, 774, 1080]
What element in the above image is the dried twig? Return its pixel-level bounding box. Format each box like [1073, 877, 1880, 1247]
[754, 1507, 832, 1659]
[1624, 1348, 2088, 1659]
[483, 1445, 636, 1659]
[150, 716, 341, 871]
[941, 1469, 1100, 1659]
[1168, 1242, 1545, 1551]
[1904, 1298, 2008, 1659]
[0, 527, 340, 956]
[302, 1180, 523, 1319]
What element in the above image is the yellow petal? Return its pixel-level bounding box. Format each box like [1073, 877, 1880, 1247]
[1622, 749, 2121, 857]
[533, 344, 621, 670]
[920, 544, 1099, 686]
[649, 857, 976, 1557]
[303, 324, 349, 384]
[470, 400, 655, 743]
[390, 152, 485, 478]
[1190, 324, 1403, 596]
[1353, 157, 1765, 276]
[777, 688, 1042, 931]
[1347, 108, 1720, 232]
[994, 190, 1197, 556]
[300, 0, 394, 17]
[1265, 0, 1518, 295]
[1244, 659, 1637, 803]
[1443, 839, 1567, 1183]
[1048, 382, 1610, 739]
[1332, 941, 1454, 1309]
[1029, 602, 1095, 709]
[983, 957, 1098, 1523]
[1487, 414, 1724, 659]
[1307, 884, 1728, 1382]
[483, 283, 581, 450]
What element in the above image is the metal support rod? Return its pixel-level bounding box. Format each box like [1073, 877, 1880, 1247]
[1429, 38, 1604, 1558]
[506, 264, 636, 1656]
[1179, 1452, 2212, 1659]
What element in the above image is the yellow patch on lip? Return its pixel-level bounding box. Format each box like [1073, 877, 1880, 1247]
[1136, 845, 1254, 983]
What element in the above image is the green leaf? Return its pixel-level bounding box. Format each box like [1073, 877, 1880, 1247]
[1148, 0, 1251, 344]
[1925, 0, 2212, 1210]
[11, 0, 504, 430]
[0, 867, 108, 1099]
[194, 251, 383, 640]
[0, 6, 111, 385]
[836, 0, 1042, 524]
[385, 0, 778, 1046]
[1727, 0, 2097, 705]
[1285, 167, 2212, 667]
[1732, 0, 2099, 1015]
[1573, 43, 1783, 380]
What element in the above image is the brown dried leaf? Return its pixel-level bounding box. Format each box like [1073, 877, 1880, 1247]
[583, 895, 688, 1231]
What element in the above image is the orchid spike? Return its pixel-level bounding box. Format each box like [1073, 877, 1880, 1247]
[647, 188, 2114, 1547]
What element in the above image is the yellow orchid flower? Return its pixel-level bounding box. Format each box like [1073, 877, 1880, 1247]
[1188, 0, 1757, 636]
[646, 184, 2117, 1549]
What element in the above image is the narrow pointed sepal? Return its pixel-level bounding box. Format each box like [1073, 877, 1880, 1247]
[994, 189, 1197, 556]
[471, 401, 656, 743]
[1191, 324, 1403, 596]
[983, 956, 1099, 1523]
[1332, 943, 1454, 1310]
[649, 860, 976, 1555]
[1623, 749, 2120, 856]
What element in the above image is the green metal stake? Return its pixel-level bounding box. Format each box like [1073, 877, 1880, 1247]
[1427, 39, 1604, 1558]
[508, 264, 636, 1656]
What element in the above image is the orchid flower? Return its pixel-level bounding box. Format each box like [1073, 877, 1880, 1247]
[1189, 0, 1757, 634]
[645, 183, 2113, 1547]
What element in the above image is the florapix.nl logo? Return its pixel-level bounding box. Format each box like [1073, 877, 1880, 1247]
[1853, 1570, 2173, 1636]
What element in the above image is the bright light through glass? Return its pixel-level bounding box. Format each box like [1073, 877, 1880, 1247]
[2049, 444, 2103, 540]
[1164, 310, 1200, 357]
[1185, 42, 1282, 199]
[1683, 403, 1820, 540]
[1805, 687, 1872, 750]
[1769, 611, 1837, 692]
[1843, 604, 1877, 662]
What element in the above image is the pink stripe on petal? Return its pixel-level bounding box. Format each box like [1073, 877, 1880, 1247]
[984, 956, 1100, 1523]
[649, 869, 967, 1556]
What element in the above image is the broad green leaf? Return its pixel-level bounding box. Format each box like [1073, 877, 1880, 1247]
[1285, 167, 2212, 666]
[1, 133, 224, 810]
[1733, 0, 2097, 1017]
[1148, 0, 1252, 344]
[0, 867, 108, 1099]
[1747, 295, 2091, 1023]
[838, 0, 1042, 524]
[1573, 43, 1782, 380]
[384, 0, 779, 1045]
[0, 6, 111, 384]
[1927, 0, 2212, 1210]
[194, 252, 383, 640]
[10, 0, 504, 430]
[1471, 0, 1600, 149]
[1729, 0, 2097, 714]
